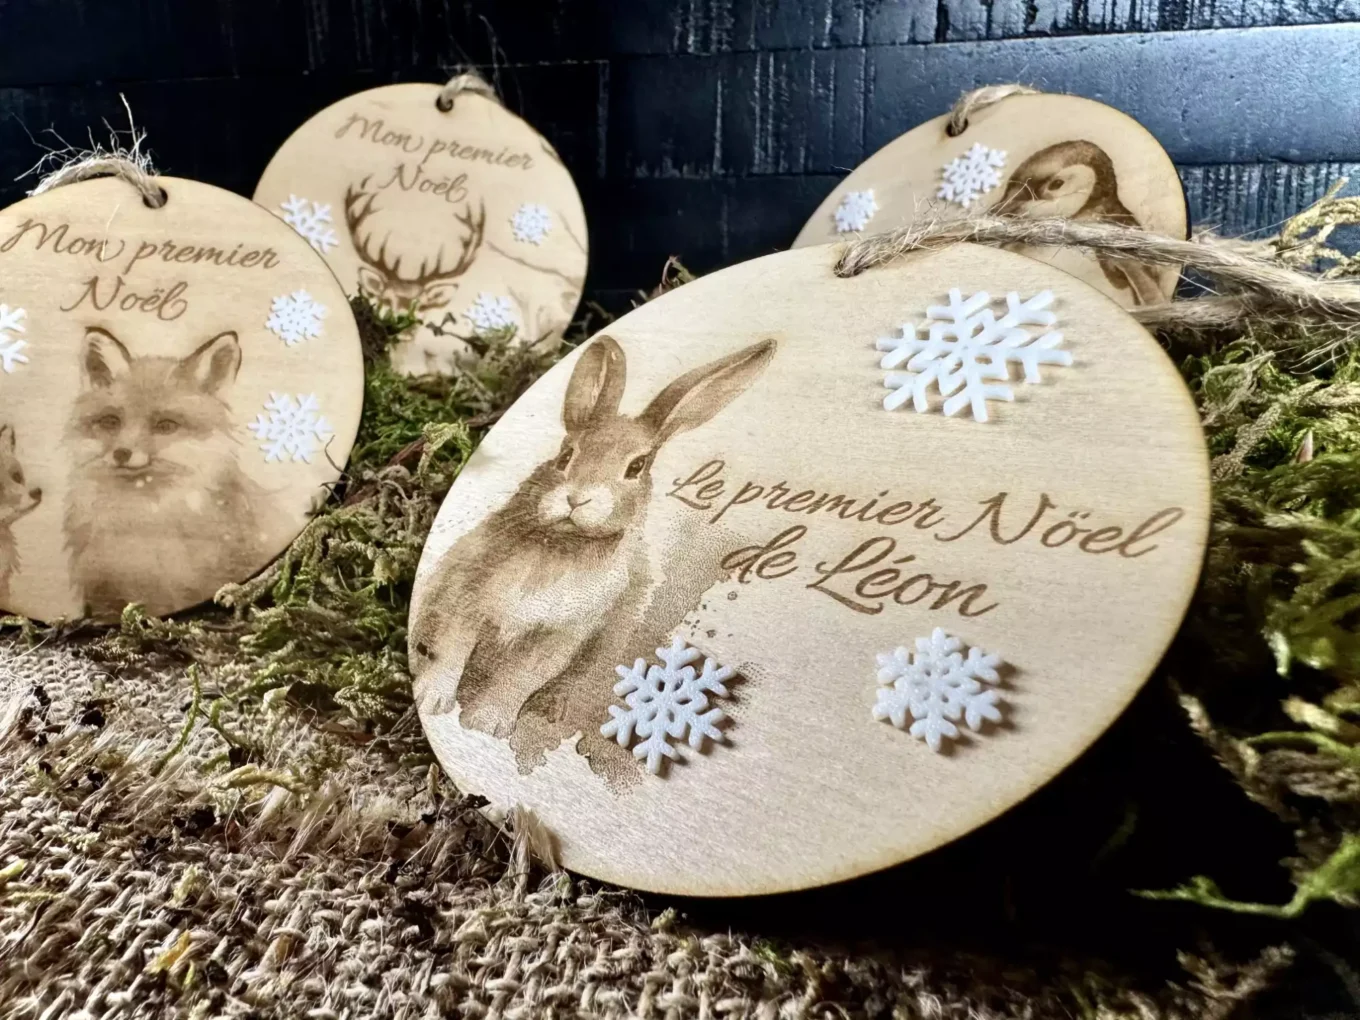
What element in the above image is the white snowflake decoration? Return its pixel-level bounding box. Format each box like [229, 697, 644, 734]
[833, 189, 878, 233]
[0, 304, 28, 375]
[876, 288, 1071, 423]
[279, 195, 338, 254]
[510, 203, 553, 245]
[265, 290, 328, 347]
[602, 637, 734, 775]
[873, 628, 1005, 752]
[465, 292, 518, 335]
[937, 143, 1007, 208]
[248, 393, 334, 463]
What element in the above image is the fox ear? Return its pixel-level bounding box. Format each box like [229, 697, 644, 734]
[82, 327, 133, 388]
[562, 335, 626, 433]
[178, 331, 242, 394]
[641, 338, 776, 442]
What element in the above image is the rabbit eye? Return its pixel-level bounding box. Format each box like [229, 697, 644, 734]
[624, 454, 650, 480]
[555, 446, 574, 471]
[9, 470, 21, 484]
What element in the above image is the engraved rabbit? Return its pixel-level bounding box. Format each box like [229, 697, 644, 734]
[409, 335, 776, 743]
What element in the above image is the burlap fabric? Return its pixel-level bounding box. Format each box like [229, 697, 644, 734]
[0, 641, 1294, 1019]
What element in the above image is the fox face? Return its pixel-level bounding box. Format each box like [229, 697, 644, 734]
[0, 423, 42, 522]
[68, 327, 243, 490]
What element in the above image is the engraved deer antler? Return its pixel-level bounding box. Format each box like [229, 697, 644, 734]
[343, 177, 487, 313]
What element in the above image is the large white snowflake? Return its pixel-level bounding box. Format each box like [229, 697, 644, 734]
[601, 637, 734, 775]
[510, 203, 553, 245]
[833, 189, 878, 233]
[873, 628, 1005, 752]
[0, 304, 28, 375]
[465, 292, 518, 335]
[266, 289, 328, 347]
[280, 195, 338, 254]
[937, 143, 1006, 208]
[876, 288, 1071, 423]
[248, 393, 334, 463]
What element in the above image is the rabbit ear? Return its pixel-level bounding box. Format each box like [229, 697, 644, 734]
[642, 339, 776, 442]
[563, 335, 626, 432]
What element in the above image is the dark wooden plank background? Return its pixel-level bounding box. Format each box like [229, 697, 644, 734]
[1, 1, 1357, 307]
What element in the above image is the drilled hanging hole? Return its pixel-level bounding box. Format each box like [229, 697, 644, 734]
[144, 185, 169, 209]
[945, 119, 967, 138]
[435, 94, 454, 113]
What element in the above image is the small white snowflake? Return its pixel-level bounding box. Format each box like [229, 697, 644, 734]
[0, 304, 28, 375]
[876, 288, 1071, 423]
[602, 637, 734, 775]
[937, 143, 1007, 208]
[873, 628, 1005, 752]
[833, 189, 878, 233]
[279, 195, 338, 254]
[266, 290, 328, 347]
[464, 292, 518, 335]
[510, 203, 553, 245]
[247, 393, 334, 463]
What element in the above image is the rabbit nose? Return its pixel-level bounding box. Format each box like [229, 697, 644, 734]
[566, 493, 592, 509]
[113, 448, 131, 466]
[28, 488, 41, 500]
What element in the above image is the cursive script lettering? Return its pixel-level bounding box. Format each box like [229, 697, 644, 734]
[60, 276, 189, 320]
[935, 491, 1185, 559]
[334, 112, 536, 170]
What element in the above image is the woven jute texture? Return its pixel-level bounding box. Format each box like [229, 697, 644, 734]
[0, 641, 1290, 1019]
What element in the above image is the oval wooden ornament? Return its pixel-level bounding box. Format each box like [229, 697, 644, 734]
[253, 83, 589, 376]
[410, 242, 1209, 896]
[794, 93, 1187, 309]
[0, 176, 364, 622]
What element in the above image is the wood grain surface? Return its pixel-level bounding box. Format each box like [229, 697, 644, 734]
[0, 176, 364, 622]
[794, 94, 1187, 308]
[254, 83, 588, 374]
[413, 241, 1210, 895]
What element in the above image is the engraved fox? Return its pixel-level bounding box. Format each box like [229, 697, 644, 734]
[0, 424, 42, 605]
[64, 327, 275, 619]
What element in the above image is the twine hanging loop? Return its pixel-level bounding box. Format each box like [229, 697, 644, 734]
[29, 153, 166, 208]
[945, 84, 1041, 136]
[436, 70, 501, 112]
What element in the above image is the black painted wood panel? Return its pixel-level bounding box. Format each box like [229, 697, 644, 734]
[0, 3, 1357, 298]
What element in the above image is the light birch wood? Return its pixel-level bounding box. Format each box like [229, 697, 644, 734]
[254, 83, 589, 376]
[0, 176, 364, 622]
[413, 242, 1209, 896]
[794, 94, 1188, 309]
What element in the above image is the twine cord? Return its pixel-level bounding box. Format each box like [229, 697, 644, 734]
[25, 101, 166, 209]
[945, 84, 1040, 136]
[29, 155, 166, 208]
[436, 70, 501, 112]
[834, 213, 1360, 329]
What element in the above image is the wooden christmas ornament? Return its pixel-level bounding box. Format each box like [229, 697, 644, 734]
[794, 92, 1187, 309]
[0, 175, 364, 623]
[410, 241, 1210, 896]
[254, 81, 589, 376]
